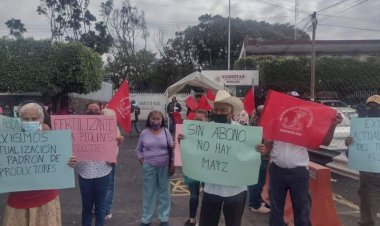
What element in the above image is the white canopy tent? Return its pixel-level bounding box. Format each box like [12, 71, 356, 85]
[164, 71, 224, 98]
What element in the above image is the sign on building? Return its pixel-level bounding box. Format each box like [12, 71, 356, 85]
[202, 70, 259, 86]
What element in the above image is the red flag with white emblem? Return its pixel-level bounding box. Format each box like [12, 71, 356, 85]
[107, 80, 131, 132]
[259, 90, 336, 149]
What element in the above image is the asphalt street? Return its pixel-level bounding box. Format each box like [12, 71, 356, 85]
[0, 134, 366, 226]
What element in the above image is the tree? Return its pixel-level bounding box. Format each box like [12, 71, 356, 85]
[160, 14, 310, 72]
[101, 0, 149, 88]
[0, 38, 103, 97]
[5, 18, 27, 38]
[37, 0, 97, 41]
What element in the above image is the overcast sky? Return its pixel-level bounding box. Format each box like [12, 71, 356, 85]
[0, 0, 379, 52]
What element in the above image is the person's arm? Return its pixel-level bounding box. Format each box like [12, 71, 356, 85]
[116, 127, 124, 146]
[322, 113, 343, 146]
[136, 132, 144, 164]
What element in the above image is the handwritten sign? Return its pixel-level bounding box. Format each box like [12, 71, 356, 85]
[0, 115, 21, 132]
[174, 124, 183, 166]
[348, 118, 380, 173]
[51, 115, 117, 162]
[0, 130, 75, 193]
[180, 120, 262, 186]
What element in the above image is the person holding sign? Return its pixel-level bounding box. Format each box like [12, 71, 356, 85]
[194, 90, 266, 226]
[136, 110, 175, 226]
[181, 109, 208, 226]
[101, 108, 124, 221]
[263, 91, 342, 226]
[76, 102, 113, 226]
[3, 102, 77, 226]
[345, 95, 380, 226]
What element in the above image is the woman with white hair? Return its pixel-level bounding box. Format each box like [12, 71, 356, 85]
[3, 102, 77, 226]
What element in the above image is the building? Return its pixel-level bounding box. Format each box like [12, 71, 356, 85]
[239, 38, 380, 61]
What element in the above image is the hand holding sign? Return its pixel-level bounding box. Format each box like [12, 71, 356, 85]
[348, 118, 380, 173]
[0, 130, 75, 193]
[51, 115, 118, 162]
[180, 120, 262, 186]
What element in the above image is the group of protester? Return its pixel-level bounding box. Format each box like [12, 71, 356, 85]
[1, 90, 380, 226]
[1, 101, 124, 226]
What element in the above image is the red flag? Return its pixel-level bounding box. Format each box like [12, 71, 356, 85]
[207, 89, 216, 101]
[197, 95, 213, 111]
[259, 90, 336, 149]
[107, 80, 131, 132]
[187, 111, 196, 120]
[243, 88, 255, 115]
[185, 96, 198, 111]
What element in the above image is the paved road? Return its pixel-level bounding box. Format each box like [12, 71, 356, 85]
[0, 134, 365, 226]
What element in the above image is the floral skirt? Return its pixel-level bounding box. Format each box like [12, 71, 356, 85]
[3, 196, 61, 226]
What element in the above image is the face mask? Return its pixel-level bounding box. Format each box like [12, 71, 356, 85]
[150, 120, 162, 129]
[21, 121, 41, 133]
[366, 109, 380, 117]
[87, 111, 100, 115]
[212, 114, 228, 123]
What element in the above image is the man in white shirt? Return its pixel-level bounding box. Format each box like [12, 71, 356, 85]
[264, 93, 342, 226]
[198, 90, 265, 226]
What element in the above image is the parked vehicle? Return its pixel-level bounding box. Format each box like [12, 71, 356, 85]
[314, 99, 358, 123]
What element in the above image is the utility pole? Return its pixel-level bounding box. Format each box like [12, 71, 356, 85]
[294, 0, 299, 40]
[310, 11, 317, 101]
[228, 0, 231, 70]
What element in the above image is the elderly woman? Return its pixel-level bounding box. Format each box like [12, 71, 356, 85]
[136, 110, 175, 226]
[3, 102, 76, 226]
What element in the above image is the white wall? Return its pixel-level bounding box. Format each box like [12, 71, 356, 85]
[130, 93, 189, 120]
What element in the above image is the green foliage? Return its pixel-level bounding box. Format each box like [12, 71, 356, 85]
[0, 38, 103, 96]
[246, 56, 380, 101]
[162, 14, 310, 71]
[5, 18, 27, 38]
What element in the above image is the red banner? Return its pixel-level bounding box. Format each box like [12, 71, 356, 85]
[243, 88, 255, 115]
[185, 96, 198, 111]
[197, 95, 212, 111]
[107, 80, 131, 132]
[259, 90, 336, 149]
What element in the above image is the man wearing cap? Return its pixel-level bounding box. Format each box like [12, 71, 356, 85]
[264, 91, 342, 226]
[198, 90, 265, 226]
[345, 95, 380, 226]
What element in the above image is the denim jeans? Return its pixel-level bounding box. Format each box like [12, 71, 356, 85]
[132, 120, 140, 134]
[269, 163, 311, 226]
[188, 182, 201, 218]
[78, 173, 111, 226]
[142, 163, 171, 224]
[359, 171, 380, 226]
[199, 191, 247, 226]
[105, 164, 116, 214]
[248, 159, 269, 209]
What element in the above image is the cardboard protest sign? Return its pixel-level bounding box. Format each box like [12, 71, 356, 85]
[0, 115, 21, 132]
[259, 90, 336, 149]
[51, 115, 118, 162]
[174, 124, 183, 166]
[180, 120, 262, 186]
[0, 130, 75, 193]
[348, 118, 380, 172]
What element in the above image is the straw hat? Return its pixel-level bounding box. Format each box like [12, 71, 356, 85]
[366, 95, 380, 105]
[214, 90, 244, 114]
